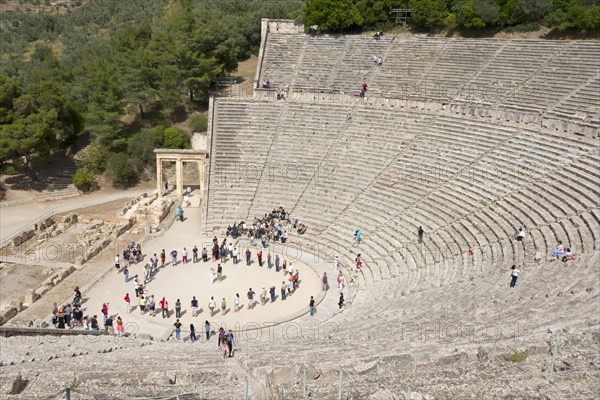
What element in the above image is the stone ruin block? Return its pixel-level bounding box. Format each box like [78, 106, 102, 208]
[7, 317, 33, 328]
[34, 285, 50, 298]
[33, 319, 49, 328]
[0, 305, 18, 325]
[9, 298, 23, 312]
[24, 289, 40, 305]
[13, 236, 22, 246]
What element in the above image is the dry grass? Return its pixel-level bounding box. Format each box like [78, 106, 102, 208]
[235, 55, 258, 83]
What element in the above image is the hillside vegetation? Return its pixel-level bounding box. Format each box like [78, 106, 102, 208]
[0, 0, 303, 187]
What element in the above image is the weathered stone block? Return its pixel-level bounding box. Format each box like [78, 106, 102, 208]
[0, 305, 18, 325]
[34, 286, 50, 297]
[9, 298, 23, 311]
[24, 289, 40, 304]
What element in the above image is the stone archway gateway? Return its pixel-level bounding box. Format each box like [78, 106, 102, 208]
[154, 149, 208, 198]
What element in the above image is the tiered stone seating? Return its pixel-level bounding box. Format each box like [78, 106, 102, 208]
[462, 40, 568, 103]
[0, 337, 244, 398]
[260, 33, 305, 88]
[503, 42, 600, 114]
[258, 33, 600, 119]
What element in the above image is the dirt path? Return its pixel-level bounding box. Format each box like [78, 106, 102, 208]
[0, 186, 152, 242]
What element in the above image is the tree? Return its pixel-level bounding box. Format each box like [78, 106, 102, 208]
[72, 167, 94, 192]
[0, 74, 20, 124]
[303, 0, 365, 32]
[162, 127, 187, 149]
[120, 46, 159, 119]
[409, 0, 447, 29]
[127, 127, 163, 174]
[516, 0, 553, 21]
[105, 152, 134, 186]
[454, 0, 500, 28]
[189, 113, 208, 133]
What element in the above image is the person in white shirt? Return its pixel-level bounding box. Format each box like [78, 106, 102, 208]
[515, 226, 526, 241]
[232, 247, 238, 264]
[509, 265, 520, 288]
[115, 255, 120, 271]
[333, 255, 339, 270]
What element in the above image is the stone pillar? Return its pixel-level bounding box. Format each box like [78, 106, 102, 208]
[156, 158, 163, 197]
[176, 158, 183, 198]
[198, 158, 204, 198]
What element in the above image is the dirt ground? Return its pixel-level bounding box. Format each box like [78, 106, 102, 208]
[1, 195, 148, 320]
[0, 263, 54, 308]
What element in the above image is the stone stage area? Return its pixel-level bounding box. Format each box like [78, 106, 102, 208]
[83, 203, 323, 339]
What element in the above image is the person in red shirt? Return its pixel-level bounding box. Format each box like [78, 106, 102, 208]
[124, 293, 131, 313]
[159, 297, 169, 318]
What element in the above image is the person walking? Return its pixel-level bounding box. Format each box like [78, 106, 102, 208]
[322, 272, 328, 291]
[116, 316, 124, 337]
[355, 254, 363, 270]
[258, 250, 263, 267]
[175, 299, 182, 318]
[160, 249, 166, 268]
[281, 281, 287, 300]
[174, 319, 182, 340]
[267, 253, 273, 269]
[217, 264, 223, 281]
[202, 247, 208, 262]
[225, 330, 234, 357]
[139, 296, 146, 314]
[209, 267, 216, 284]
[209, 297, 216, 316]
[160, 297, 169, 318]
[182, 247, 188, 264]
[147, 295, 156, 317]
[221, 298, 227, 315]
[232, 247, 238, 264]
[234, 293, 240, 312]
[170, 249, 178, 266]
[275, 254, 281, 272]
[191, 296, 199, 317]
[269, 285, 276, 302]
[259, 287, 267, 305]
[309, 296, 315, 316]
[418, 226, 424, 243]
[123, 266, 129, 283]
[189, 324, 197, 342]
[115, 255, 120, 272]
[124, 293, 131, 313]
[105, 315, 114, 335]
[218, 328, 226, 350]
[338, 293, 345, 309]
[245, 248, 252, 266]
[509, 265, 520, 288]
[193, 246, 199, 263]
[333, 255, 339, 270]
[353, 230, 362, 245]
[204, 320, 211, 341]
[247, 288, 255, 308]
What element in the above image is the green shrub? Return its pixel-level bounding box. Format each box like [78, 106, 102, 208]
[2, 166, 16, 175]
[78, 142, 108, 172]
[505, 22, 541, 32]
[504, 349, 528, 363]
[105, 152, 134, 186]
[189, 113, 208, 133]
[162, 127, 187, 149]
[72, 167, 94, 192]
[109, 138, 128, 152]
